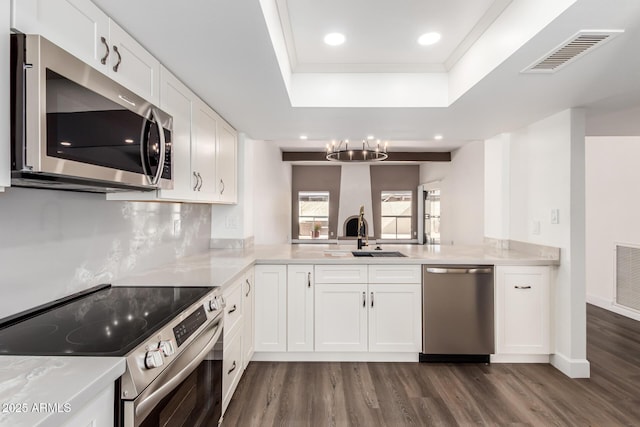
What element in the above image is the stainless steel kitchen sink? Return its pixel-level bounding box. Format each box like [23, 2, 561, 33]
[351, 251, 407, 257]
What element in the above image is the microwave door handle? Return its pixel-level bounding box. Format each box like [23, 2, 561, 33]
[150, 109, 166, 186]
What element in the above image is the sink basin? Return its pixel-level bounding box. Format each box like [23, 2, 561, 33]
[351, 251, 407, 257]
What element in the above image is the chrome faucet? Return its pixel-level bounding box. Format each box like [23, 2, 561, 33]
[357, 205, 368, 250]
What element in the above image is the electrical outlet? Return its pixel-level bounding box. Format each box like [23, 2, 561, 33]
[550, 209, 559, 224]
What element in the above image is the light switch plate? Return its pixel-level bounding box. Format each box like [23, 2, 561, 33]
[550, 209, 559, 224]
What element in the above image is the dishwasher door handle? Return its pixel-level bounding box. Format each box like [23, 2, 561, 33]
[425, 267, 493, 274]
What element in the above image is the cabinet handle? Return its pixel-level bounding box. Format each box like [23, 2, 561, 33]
[228, 304, 237, 314]
[228, 361, 236, 375]
[112, 45, 122, 72]
[362, 292, 366, 308]
[193, 172, 199, 191]
[197, 172, 203, 191]
[307, 272, 311, 288]
[220, 179, 225, 195]
[245, 279, 251, 297]
[514, 285, 532, 289]
[100, 37, 109, 65]
[371, 291, 374, 308]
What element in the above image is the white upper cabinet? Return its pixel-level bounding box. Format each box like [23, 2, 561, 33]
[216, 121, 238, 204]
[192, 99, 219, 201]
[12, 0, 160, 104]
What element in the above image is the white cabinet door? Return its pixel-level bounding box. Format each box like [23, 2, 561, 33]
[255, 265, 287, 352]
[242, 268, 255, 368]
[368, 284, 421, 352]
[12, 0, 109, 70]
[108, 20, 160, 105]
[157, 66, 194, 200]
[496, 266, 550, 354]
[216, 120, 237, 204]
[287, 265, 314, 352]
[315, 283, 368, 352]
[61, 383, 114, 427]
[192, 100, 218, 202]
[223, 278, 243, 340]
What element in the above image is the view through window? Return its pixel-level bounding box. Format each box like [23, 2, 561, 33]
[298, 191, 329, 239]
[381, 191, 412, 239]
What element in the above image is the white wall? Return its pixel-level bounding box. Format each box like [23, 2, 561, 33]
[420, 141, 485, 245]
[0, 189, 211, 319]
[211, 133, 255, 241]
[484, 134, 510, 239]
[586, 136, 640, 320]
[486, 109, 588, 378]
[253, 141, 291, 244]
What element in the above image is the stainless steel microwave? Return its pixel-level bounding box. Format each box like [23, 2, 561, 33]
[10, 34, 173, 192]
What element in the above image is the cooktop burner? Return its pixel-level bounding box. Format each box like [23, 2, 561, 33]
[0, 286, 213, 356]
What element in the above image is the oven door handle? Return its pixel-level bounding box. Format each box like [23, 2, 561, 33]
[134, 318, 222, 423]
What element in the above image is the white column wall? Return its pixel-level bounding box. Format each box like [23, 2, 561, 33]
[485, 109, 589, 378]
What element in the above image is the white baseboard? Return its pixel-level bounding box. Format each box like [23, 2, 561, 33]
[252, 352, 418, 362]
[491, 354, 550, 363]
[587, 294, 640, 322]
[550, 352, 590, 378]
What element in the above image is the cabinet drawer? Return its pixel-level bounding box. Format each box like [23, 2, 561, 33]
[222, 328, 243, 412]
[223, 280, 243, 339]
[368, 265, 421, 284]
[314, 265, 367, 283]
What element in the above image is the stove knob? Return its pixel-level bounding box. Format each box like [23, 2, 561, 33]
[158, 340, 175, 357]
[208, 298, 219, 312]
[145, 349, 164, 369]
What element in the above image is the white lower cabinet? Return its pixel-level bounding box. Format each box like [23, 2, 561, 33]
[222, 325, 242, 413]
[254, 265, 287, 352]
[495, 266, 551, 356]
[368, 283, 421, 352]
[287, 265, 314, 351]
[242, 268, 255, 368]
[315, 283, 368, 352]
[61, 383, 114, 427]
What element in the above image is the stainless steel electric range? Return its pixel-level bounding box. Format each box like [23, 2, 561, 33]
[0, 284, 225, 427]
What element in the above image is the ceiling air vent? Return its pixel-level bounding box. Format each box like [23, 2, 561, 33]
[522, 30, 623, 73]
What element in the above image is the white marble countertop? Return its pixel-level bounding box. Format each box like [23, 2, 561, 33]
[114, 243, 559, 288]
[0, 356, 125, 427]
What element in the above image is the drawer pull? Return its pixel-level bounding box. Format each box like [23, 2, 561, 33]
[514, 285, 532, 289]
[228, 304, 237, 314]
[100, 37, 109, 65]
[246, 279, 251, 297]
[307, 272, 311, 288]
[371, 291, 374, 308]
[362, 292, 366, 308]
[228, 361, 236, 375]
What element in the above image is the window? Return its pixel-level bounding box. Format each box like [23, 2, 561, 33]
[425, 189, 441, 244]
[381, 191, 412, 239]
[298, 191, 329, 239]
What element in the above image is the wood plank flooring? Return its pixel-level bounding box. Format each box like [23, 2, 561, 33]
[223, 304, 640, 426]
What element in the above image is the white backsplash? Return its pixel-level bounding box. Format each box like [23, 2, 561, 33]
[0, 187, 211, 319]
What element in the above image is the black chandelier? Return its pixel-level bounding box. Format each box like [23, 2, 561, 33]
[325, 140, 388, 162]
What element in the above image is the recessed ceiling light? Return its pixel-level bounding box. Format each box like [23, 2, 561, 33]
[367, 135, 374, 140]
[434, 134, 443, 140]
[324, 33, 346, 46]
[418, 32, 441, 46]
[300, 135, 308, 140]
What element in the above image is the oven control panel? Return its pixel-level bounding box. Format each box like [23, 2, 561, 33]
[173, 305, 207, 347]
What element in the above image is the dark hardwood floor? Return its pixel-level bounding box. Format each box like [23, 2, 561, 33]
[223, 304, 640, 426]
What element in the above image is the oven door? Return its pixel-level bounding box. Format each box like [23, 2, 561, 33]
[121, 319, 223, 427]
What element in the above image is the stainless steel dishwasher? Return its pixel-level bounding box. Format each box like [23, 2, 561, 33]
[420, 265, 494, 363]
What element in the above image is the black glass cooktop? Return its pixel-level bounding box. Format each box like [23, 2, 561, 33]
[0, 286, 212, 356]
